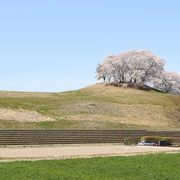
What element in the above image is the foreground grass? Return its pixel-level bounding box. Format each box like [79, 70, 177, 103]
[0, 84, 180, 130]
[0, 153, 180, 180]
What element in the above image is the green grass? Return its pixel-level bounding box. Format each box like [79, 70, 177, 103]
[0, 153, 180, 179]
[0, 84, 180, 130]
[0, 119, 147, 130]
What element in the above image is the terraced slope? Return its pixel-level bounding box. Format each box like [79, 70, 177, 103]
[0, 83, 179, 130]
[0, 130, 179, 145]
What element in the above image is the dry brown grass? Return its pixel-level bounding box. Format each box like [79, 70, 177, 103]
[0, 91, 54, 98]
[0, 108, 55, 122]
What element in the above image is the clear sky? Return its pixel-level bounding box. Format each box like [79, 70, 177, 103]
[0, 0, 179, 92]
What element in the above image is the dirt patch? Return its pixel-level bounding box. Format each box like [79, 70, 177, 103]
[0, 144, 179, 162]
[0, 108, 55, 122]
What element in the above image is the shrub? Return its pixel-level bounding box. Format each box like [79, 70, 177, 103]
[123, 137, 139, 145]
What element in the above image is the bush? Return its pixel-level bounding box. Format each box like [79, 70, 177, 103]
[123, 137, 139, 145]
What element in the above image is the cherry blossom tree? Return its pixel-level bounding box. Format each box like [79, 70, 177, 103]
[96, 49, 165, 86]
[96, 49, 180, 94]
[96, 50, 180, 94]
[96, 55, 115, 82]
[154, 72, 180, 93]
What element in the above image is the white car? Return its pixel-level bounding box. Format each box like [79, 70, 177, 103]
[138, 141, 155, 146]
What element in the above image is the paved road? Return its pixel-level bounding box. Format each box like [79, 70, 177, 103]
[0, 144, 179, 162]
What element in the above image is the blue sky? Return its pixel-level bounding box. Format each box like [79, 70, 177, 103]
[0, 0, 179, 92]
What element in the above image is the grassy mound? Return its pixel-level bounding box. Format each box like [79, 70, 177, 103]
[0, 83, 179, 130]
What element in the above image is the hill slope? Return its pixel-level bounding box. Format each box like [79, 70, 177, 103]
[0, 83, 179, 130]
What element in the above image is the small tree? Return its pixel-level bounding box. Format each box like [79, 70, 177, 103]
[154, 72, 180, 93]
[96, 64, 107, 82]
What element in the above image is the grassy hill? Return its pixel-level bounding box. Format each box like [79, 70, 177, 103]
[0, 83, 179, 130]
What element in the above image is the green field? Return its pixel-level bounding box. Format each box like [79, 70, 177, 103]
[0, 153, 179, 179]
[0, 83, 180, 130]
